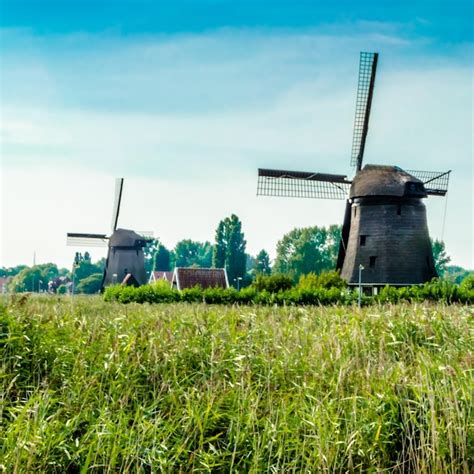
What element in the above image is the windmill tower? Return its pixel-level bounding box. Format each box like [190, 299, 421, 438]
[257, 52, 451, 286]
[67, 178, 149, 289]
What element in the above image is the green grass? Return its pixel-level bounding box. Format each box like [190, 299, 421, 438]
[1, 296, 473, 472]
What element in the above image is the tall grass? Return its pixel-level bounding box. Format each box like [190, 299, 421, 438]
[1, 296, 472, 472]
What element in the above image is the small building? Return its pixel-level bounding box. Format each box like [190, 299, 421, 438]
[48, 276, 71, 294]
[148, 271, 174, 284]
[171, 268, 229, 291]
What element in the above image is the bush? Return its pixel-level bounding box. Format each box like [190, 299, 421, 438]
[460, 273, 474, 291]
[298, 271, 346, 290]
[251, 274, 294, 293]
[103, 279, 473, 306]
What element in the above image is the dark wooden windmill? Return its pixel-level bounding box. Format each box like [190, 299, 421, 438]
[67, 178, 149, 289]
[257, 52, 451, 286]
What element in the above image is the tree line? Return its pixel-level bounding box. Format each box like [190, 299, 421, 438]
[1, 213, 469, 294]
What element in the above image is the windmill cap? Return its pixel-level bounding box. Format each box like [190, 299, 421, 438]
[109, 228, 148, 248]
[350, 165, 427, 199]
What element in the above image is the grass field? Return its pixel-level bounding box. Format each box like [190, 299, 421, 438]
[1, 296, 472, 472]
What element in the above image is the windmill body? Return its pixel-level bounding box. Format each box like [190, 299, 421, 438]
[102, 228, 148, 287]
[257, 53, 451, 286]
[67, 179, 149, 290]
[340, 165, 436, 285]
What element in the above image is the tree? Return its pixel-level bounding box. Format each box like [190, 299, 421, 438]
[246, 254, 256, 272]
[212, 214, 247, 285]
[10, 263, 61, 292]
[431, 239, 451, 277]
[213, 221, 226, 268]
[254, 249, 271, 275]
[76, 273, 103, 294]
[0, 265, 27, 278]
[173, 240, 213, 268]
[273, 225, 341, 281]
[74, 254, 104, 281]
[154, 244, 172, 271]
[143, 239, 160, 275]
[445, 265, 472, 284]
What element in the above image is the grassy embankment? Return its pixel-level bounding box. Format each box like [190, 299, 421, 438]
[1, 296, 472, 472]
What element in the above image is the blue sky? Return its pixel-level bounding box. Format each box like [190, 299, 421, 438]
[2, 0, 472, 41]
[1, 1, 472, 268]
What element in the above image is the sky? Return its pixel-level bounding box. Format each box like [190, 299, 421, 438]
[1, 0, 473, 269]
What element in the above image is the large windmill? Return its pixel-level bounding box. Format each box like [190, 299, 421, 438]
[257, 52, 451, 286]
[67, 178, 149, 289]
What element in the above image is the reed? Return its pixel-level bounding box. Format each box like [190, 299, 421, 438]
[1, 296, 472, 472]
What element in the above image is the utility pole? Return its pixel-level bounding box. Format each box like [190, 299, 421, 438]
[358, 264, 364, 308]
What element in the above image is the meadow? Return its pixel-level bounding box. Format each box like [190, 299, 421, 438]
[1, 296, 472, 472]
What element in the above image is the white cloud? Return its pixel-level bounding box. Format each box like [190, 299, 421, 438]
[0, 27, 472, 268]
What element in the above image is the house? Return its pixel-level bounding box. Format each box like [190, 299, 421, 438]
[171, 268, 229, 291]
[148, 271, 174, 284]
[48, 276, 71, 294]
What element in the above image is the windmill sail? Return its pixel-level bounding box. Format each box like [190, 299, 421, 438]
[405, 169, 451, 196]
[67, 233, 108, 247]
[350, 52, 378, 171]
[257, 168, 351, 199]
[111, 178, 124, 231]
[136, 231, 155, 238]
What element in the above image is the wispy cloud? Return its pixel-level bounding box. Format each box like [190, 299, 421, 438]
[1, 25, 472, 267]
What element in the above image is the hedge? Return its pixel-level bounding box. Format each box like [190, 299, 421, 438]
[104, 279, 473, 306]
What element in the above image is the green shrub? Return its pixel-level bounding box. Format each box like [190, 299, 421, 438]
[298, 271, 346, 290]
[103, 279, 473, 306]
[181, 286, 204, 303]
[203, 287, 239, 304]
[252, 274, 294, 293]
[460, 273, 474, 291]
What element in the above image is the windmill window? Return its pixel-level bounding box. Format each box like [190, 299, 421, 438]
[354, 207, 357, 217]
[360, 235, 367, 246]
[397, 205, 402, 216]
[369, 256, 377, 267]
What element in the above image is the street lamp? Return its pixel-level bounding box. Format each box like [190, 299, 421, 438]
[38, 280, 43, 293]
[358, 264, 364, 308]
[233, 277, 243, 291]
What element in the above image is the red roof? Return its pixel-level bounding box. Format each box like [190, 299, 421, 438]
[172, 268, 228, 290]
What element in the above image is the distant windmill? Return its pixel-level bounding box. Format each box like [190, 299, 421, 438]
[67, 178, 150, 289]
[257, 52, 451, 286]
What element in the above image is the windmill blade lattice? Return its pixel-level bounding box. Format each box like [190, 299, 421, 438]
[406, 169, 451, 196]
[111, 178, 124, 232]
[257, 168, 351, 200]
[67, 233, 109, 247]
[351, 52, 378, 171]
